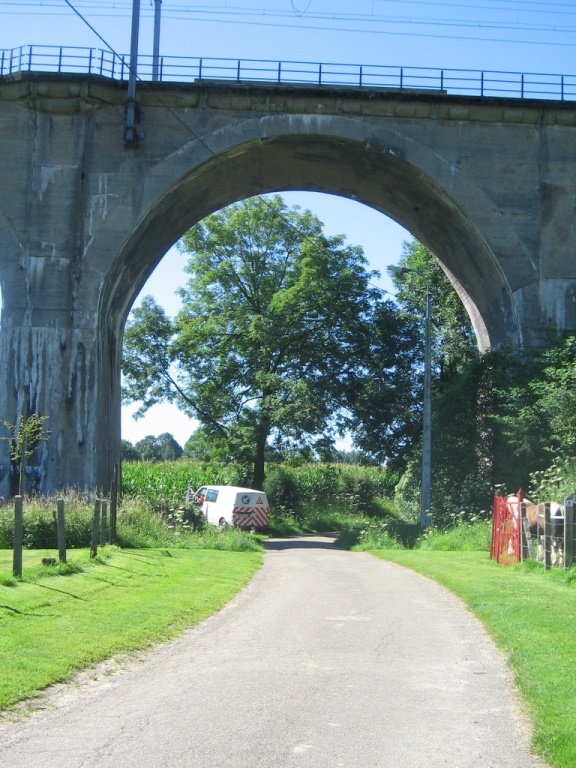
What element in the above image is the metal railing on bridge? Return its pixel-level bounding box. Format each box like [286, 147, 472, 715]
[2, 45, 576, 102]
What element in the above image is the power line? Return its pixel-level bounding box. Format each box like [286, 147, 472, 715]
[2, 0, 576, 33]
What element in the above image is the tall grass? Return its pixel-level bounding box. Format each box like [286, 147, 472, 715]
[0, 491, 261, 553]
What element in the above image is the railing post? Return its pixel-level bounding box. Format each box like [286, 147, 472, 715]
[561, 75, 564, 101]
[440, 70, 444, 91]
[319, 62, 322, 86]
[521, 73, 524, 98]
[26, 46, 31, 72]
[278, 61, 281, 83]
[400, 67, 403, 89]
[198, 58, 203, 80]
[480, 71, 484, 96]
[58, 47, 63, 73]
[237, 59, 241, 81]
[359, 65, 363, 87]
[100, 49, 104, 76]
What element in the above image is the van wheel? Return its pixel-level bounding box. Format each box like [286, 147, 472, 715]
[218, 517, 229, 528]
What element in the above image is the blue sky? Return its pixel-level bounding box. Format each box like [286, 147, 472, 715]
[2, 1, 575, 446]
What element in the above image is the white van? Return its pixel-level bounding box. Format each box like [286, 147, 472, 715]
[191, 485, 269, 530]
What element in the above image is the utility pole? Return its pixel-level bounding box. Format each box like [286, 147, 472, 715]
[152, 0, 162, 81]
[421, 280, 432, 528]
[125, 0, 141, 145]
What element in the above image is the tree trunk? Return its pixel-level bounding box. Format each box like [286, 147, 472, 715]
[252, 421, 270, 490]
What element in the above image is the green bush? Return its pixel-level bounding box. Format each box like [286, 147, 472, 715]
[264, 467, 301, 516]
[528, 457, 576, 503]
[340, 474, 378, 516]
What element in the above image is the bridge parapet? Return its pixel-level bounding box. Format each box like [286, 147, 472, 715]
[2, 45, 576, 102]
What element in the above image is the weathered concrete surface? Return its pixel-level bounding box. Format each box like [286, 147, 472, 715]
[1, 73, 576, 493]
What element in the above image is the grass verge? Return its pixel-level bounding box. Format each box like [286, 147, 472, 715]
[0, 546, 262, 711]
[370, 549, 576, 768]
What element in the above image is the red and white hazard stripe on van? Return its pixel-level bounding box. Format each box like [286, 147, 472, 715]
[232, 506, 269, 528]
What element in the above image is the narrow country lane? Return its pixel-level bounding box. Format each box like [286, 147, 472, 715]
[0, 536, 546, 768]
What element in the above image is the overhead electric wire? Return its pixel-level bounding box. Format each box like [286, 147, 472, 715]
[1, 0, 576, 40]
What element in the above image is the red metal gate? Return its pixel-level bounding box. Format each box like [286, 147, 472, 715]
[490, 490, 523, 565]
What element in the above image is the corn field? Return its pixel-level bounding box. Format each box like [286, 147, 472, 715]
[121, 460, 396, 509]
[121, 461, 243, 506]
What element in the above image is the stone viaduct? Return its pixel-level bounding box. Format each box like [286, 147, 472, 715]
[1, 70, 576, 495]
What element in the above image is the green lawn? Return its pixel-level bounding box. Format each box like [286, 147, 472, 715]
[0, 546, 262, 711]
[371, 550, 576, 768]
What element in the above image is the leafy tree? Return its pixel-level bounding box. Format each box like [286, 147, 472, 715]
[123, 195, 414, 488]
[490, 334, 576, 490]
[133, 433, 183, 462]
[183, 426, 225, 462]
[121, 440, 141, 461]
[157, 432, 184, 461]
[1, 414, 50, 496]
[134, 436, 162, 462]
[390, 238, 478, 378]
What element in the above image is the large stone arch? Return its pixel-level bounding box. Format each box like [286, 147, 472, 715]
[101, 118, 530, 352]
[3, 76, 576, 494]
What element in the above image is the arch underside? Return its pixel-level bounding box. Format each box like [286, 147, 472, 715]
[106, 133, 517, 353]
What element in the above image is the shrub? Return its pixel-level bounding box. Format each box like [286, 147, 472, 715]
[340, 474, 378, 516]
[528, 457, 576, 503]
[264, 467, 301, 516]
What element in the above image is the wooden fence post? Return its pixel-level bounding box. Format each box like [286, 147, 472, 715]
[544, 502, 552, 570]
[13, 495, 23, 578]
[565, 495, 574, 568]
[57, 497, 66, 563]
[100, 500, 107, 547]
[90, 499, 101, 558]
[109, 464, 118, 544]
[520, 501, 534, 561]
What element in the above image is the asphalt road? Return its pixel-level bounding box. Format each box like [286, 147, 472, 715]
[0, 536, 547, 768]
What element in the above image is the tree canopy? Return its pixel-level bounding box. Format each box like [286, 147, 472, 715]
[133, 433, 183, 462]
[122, 195, 416, 487]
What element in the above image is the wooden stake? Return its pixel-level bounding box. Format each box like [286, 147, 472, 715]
[13, 496, 23, 578]
[57, 497, 66, 563]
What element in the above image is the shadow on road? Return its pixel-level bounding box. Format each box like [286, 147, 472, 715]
[262, 535, 338, 551]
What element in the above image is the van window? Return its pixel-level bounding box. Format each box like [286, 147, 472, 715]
[205, 489, 219, 502]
